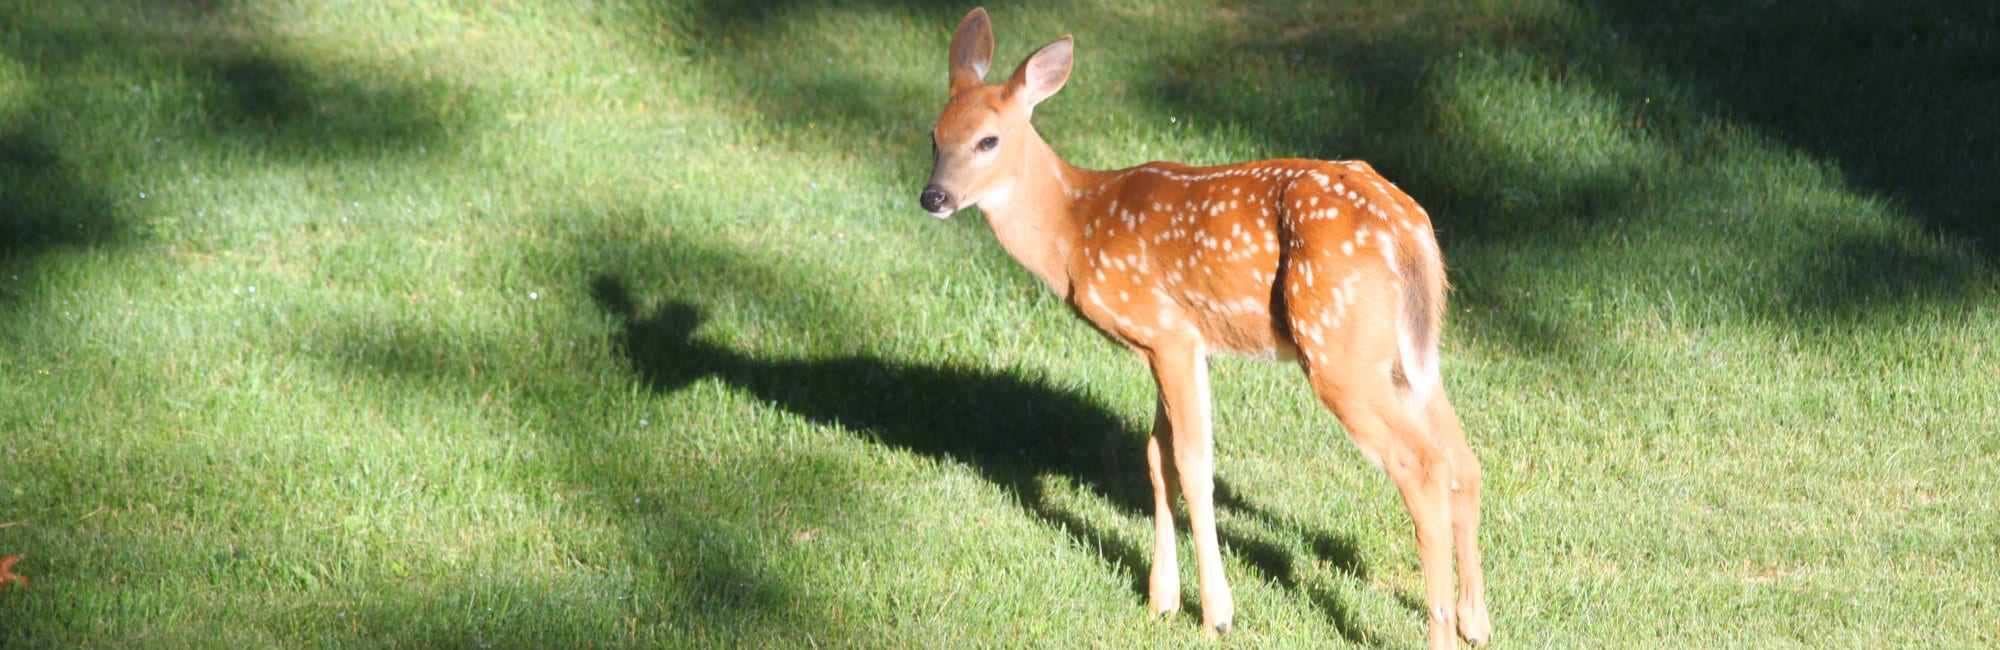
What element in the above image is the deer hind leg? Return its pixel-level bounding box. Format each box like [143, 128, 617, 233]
[1144, 339, 1233, 636]
[1286, 279, 1459, 650]
[1424, 389, 1490, 645]
[1320, 368, 1459, 650]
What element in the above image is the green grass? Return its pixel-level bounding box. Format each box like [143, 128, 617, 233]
[2, 0, 1996, 647]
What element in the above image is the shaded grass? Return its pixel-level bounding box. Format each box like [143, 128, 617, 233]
[0, 0, 1995, 648]
[1589, 0, 2000, 262]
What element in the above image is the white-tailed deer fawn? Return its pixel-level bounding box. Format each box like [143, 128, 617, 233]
[919, 8, 1489, 649]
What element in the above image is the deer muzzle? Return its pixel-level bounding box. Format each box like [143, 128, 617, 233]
[919, 185, 955, 218]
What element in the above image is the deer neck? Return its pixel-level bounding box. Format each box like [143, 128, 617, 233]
[975, 126, 1099, 300]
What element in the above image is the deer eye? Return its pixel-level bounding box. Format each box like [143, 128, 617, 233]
[976, 135, 1000, 152]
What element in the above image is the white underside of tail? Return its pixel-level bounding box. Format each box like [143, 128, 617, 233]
[1398, 317, 1437, 416]
[1393, 243, 1440, 421]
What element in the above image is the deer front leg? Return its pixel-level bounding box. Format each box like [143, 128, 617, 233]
[1146, 398, 1184, 618]
[1147, 342, 1233, 636]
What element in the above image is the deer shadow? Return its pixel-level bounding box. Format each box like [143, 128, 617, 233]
[589, 274, 1387, 642]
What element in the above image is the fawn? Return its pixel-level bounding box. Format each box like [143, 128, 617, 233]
[919, 8, 1489, 648]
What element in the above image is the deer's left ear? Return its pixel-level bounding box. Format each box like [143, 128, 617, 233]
[1005, 36, 1072, 108]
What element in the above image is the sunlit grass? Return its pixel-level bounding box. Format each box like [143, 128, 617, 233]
[0, 0, 1994, 648]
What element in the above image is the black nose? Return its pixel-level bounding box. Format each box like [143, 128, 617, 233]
[919, 186, 951, 213]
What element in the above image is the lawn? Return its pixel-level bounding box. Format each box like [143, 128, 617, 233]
[1, 0, 1995, 647]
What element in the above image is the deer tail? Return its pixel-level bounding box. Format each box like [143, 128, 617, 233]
[1395, 231, 1446, 413]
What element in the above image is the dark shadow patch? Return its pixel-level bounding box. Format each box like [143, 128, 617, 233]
[199, 53, 461, 159]
[1782, 235, 1987, 323]
[0, 124, 120, 263]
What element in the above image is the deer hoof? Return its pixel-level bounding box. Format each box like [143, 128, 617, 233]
[1457, 601, 1491, 645]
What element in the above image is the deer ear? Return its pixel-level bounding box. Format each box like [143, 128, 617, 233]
[1006, 36, 1072, 109]
[948, 8, 995, 95]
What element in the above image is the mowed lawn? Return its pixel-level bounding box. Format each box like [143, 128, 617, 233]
[1, 0, 1995, 647]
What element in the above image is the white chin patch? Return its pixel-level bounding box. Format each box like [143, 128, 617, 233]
[926, 208, 954, 220]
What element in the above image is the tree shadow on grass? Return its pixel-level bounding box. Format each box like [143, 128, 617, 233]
[194, 52, 462, 159]
[0, 123, 121, 265]
[588, 272, 1389, 642]
[0, 1, 467, 312]
[1576, 0, 2000, 325]
[1588, 1, 2000, 264]
[4, 1, 460, 157]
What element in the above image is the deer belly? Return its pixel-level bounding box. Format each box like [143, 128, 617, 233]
[1188, 298, 1289, 359]
[1068, 277, 1280, 353]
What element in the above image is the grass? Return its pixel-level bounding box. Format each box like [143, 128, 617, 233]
[1, 0, 1996, 647]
